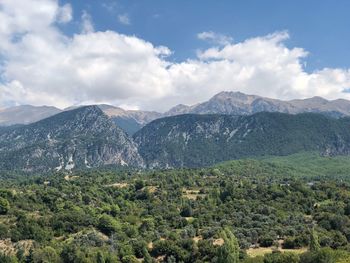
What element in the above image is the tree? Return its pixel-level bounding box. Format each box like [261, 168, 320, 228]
[310, 228, 320, 252]
[33, 246, 59, 263]
[96, 251, 105, 263]
[97, 214, 121, 236]
[180, 205, 193, 217]
[0, 197, 10, 215]
[0, 253, 18, 263]
[217, 227, 240, 263]
[135, 180, 145, 191]
[143, 246, 153, 263]
[122, 255, 139, 263]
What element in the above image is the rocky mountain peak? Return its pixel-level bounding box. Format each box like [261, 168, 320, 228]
[0, 105, 144, 171]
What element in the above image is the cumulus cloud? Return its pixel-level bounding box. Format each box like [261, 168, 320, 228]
[57, 3, 72, 23]
[1, 0, 350, 111]
[118, 13, 131, 25]
[81, 10, 94, 33]
[197, 31, 233, 46]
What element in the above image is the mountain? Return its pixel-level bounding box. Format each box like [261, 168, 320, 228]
[102, 105, 162, 135]
[0, 105, 62, 126]
[3, 91, 350, 134]
[166, 91, 350, 117]
[3, 106, 350, 171]
[134, 112, 350, 168]
[60, 104, 162, 135]
[0, 104, 162, 136]
[0, 105, 144, 171]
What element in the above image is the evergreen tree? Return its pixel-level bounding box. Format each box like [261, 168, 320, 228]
[309, 228, 321, 252]
[0, 197, 10, 215]
[26, 248, 34, 263]
[143, 247, 153, 263]
[218, 227, 240, 263]
[97, 251, 105, 263]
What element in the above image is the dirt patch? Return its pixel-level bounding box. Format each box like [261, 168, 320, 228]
[107, 183, 129, 188]
[182, 189, 206, 200]
[64, 175, 80, 181]
[193, 236, 203, 243]
[0, 239, 34, 256]
[146, 186, 158, 193]
[213, 238, 224, 246]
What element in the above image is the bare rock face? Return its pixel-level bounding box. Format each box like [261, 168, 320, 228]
[0, 106, 144, 172]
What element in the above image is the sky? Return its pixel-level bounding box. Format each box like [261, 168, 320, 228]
[1, 0, 350, 111]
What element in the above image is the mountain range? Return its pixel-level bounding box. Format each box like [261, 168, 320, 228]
[165, 91, 350, 118]
[2, 91, 350, 171]
[2, 91, 350, 134]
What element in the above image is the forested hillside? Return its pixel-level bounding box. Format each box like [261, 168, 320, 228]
[134, 112, 350, 168]
[1, 153, 350, 262]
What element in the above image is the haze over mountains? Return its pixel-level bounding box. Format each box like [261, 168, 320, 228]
[2, 91, 350, 171]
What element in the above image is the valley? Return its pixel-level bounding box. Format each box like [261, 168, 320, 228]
[1, 153, 350, 262]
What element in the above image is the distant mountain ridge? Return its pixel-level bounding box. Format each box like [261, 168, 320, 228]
[0, 104, 161, 135]
[2, 91, 350, 134]
[165, 91, 350, 118]
[0, 105, 62, 126]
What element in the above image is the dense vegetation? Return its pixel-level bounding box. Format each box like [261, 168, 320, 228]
[134, 112, 350, 168]
[1, 152, 350, 262]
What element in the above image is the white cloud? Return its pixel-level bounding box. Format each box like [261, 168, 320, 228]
[197, 31, 233, 46]
[102, 2, 118, 13]
[81, 10, 94, 33]
[1, 0, 350, 111]
[118, 13, 130, 25]
[57, 3, 72, 23]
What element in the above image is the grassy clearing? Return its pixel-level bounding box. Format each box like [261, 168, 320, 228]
[182, 188, 206, 200]
[247, 247, 307, 257]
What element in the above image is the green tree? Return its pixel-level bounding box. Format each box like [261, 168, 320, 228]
[143, 246, 153, 263]
[97, 214, 121, 235]
[0, 197, 10, 214]
[310, 228, 321, 252]
[96, 251, 105, 263]
[218, 227, 240, 263]
[0, 253, 18, 263]
[33, 246, 59, 263]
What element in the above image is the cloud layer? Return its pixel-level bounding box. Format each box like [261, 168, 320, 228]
[1, 0, 350, 111]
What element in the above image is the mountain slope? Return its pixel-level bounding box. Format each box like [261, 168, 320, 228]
[134, 112, 350, 168]
[102, 105, 162, 135]
[0, 106, 144, 171]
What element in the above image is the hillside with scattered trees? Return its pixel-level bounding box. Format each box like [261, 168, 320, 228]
[1, 153, 350, 262]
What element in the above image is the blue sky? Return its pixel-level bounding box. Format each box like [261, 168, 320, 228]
[63, 0, 350, 71]
[1, 0, 350, 110]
